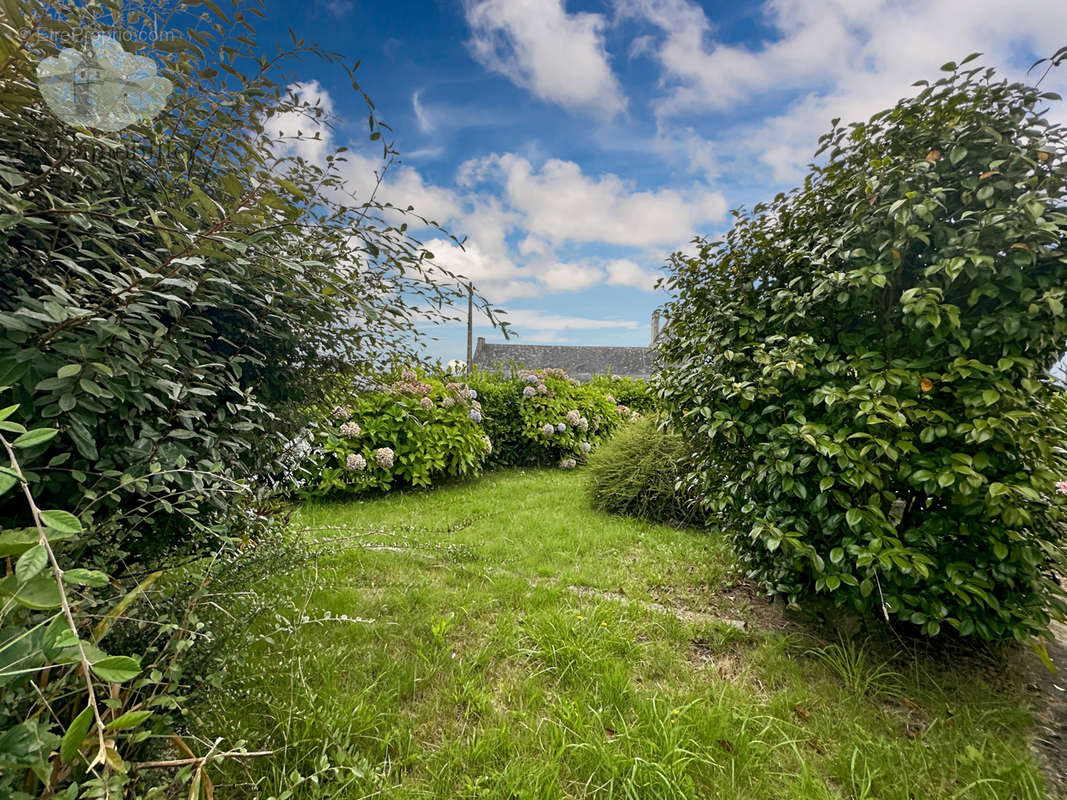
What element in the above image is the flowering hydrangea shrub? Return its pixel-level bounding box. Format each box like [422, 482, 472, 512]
[374, 447, 395, 469]
[588, 374, 657, 413]
[299, 369, 490, 496]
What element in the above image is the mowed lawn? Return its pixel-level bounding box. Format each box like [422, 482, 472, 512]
[197, 469, 1046, 799]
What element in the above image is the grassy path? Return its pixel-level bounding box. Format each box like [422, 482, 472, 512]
[198, 469, 1046, 799]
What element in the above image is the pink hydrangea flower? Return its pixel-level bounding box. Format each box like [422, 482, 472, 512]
[1057, 480, 1067, 495]
[523, 386, 536, 397]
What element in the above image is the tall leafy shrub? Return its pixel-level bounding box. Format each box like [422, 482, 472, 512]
[0, 0, 492, 794]
[0, 1, 494, 568]
[658, 56, 1067, 642]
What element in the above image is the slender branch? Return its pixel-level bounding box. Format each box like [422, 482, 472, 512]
[0, 432, 109, 771]
[133, 748, 273, 771]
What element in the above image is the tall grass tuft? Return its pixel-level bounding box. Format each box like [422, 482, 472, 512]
[586, 417, 706, 525]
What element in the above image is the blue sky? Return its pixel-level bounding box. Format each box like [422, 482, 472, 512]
[253, 0, 1066, 363]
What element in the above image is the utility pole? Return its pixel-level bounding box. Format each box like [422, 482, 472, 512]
[466, 283, 473, 375]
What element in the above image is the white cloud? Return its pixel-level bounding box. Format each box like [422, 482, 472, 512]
[263, 80, 336, 165]
[264, 83, 696, 306]
[492, 308, 641, 333]
[422, 237, 540, 302]
[605, 258, 660, 291]
[624, 0, 1067, 182]
[465, 0, 627, 118]
[460, 153, 727, 248]
[538, 261, 605, 292]
[412, 90, 434, 134]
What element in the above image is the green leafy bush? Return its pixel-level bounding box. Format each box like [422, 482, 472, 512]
[588, 374, 657, 413]
[465, 369, 530, 468]
[298, 372, 490, 495]
[657, 56, 1067, 642]
[586, 417, 705, 525]
[0, 0, 494, 795]
[469, 368, 632, 468]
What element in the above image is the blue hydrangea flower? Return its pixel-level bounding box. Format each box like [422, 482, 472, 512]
[469, 408, 482, 423]
[525, 374, 538, 383]
[556, 422, 566, 432]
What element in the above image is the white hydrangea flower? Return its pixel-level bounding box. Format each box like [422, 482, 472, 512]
[420, 396, 434, 410]
[541, 423, 555, 436]
[346, 453, 366, 471]
[579, 441, 591, 453]
[339, 421, 361, 438]
[559, 458, 576, 469]
[482, 435, 492, 453]
[374, 447, 394, 469]
[565, 409, 581, 425]
[442, 396, 456, 409]
[556, 422, 566, 433]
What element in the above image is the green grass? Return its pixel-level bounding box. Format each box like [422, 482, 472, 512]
[194, 469, 1046, 799]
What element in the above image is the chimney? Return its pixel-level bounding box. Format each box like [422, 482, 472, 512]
[650, 310, 660, 346]
[475, 336, 485, 354]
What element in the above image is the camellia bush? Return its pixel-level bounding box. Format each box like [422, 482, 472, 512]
[297, 371, 491, 495]
[657, 55, 1067, 643]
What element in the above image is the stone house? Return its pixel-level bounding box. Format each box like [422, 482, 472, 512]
[470, 312, 662, 381]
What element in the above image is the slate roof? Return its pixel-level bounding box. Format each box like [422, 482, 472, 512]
[471, 339, 656, 381]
